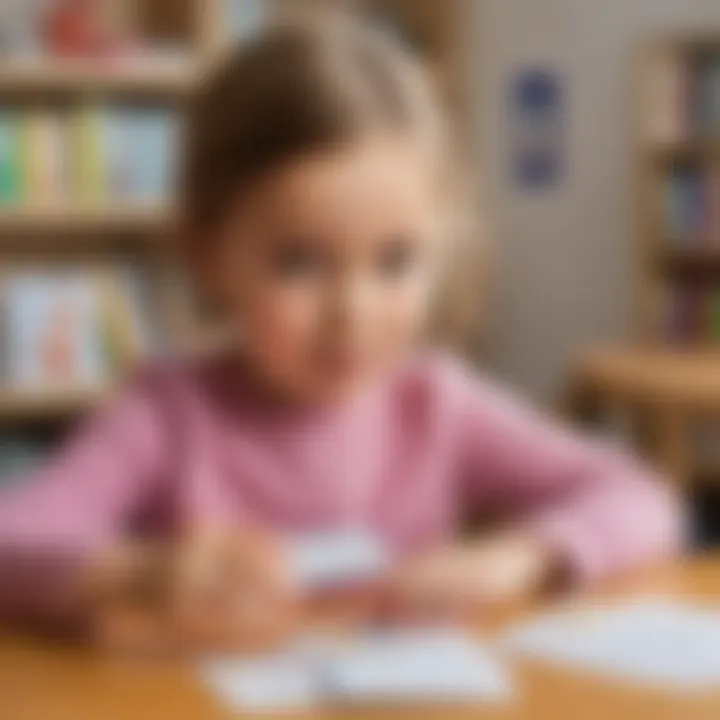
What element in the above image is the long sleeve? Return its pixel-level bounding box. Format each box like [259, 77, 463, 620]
[446, 362, 687, 583]
[0, 373, 170, 622]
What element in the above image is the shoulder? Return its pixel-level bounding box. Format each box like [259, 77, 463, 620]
[386, 352, 476, 422]
[390, 352, 536, 424]
[108, 354, 231, 421]
[392, 352, 488, 402]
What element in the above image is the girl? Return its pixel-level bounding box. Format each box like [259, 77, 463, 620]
[0, 16, 683, 647]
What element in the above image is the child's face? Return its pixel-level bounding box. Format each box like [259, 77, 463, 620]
[208, 136, 441, 404]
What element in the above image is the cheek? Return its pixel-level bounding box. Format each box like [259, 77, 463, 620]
[381, 280, 433, 341]
[244, 282, 323, 360]
[384, 260, 435, 320]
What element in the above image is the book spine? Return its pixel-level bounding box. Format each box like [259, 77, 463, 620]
[708, 164, 720, 249]
[0, 112, 24, 205]
[103, 107, 130, 201]
[712, 288, 720, 344]
[72, 104, 106, 206]
[24, 110, 63, 206]
[667, 168, 705, 245]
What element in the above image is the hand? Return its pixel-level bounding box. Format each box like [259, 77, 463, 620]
[385, 532, 559, 620]
[92, 529, 299, 654]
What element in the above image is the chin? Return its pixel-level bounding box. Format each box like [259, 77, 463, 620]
[306, 372, 376, 405]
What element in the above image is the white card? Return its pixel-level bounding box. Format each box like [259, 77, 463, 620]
[289, 529, 390, 591]
[325, 629, 513, 703]
[200, 637, 331, 711]
[201, 630, 513, 711]
[504, 598, 720, 691]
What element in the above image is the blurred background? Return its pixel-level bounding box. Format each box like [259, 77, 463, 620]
[0, 1, 719, 540]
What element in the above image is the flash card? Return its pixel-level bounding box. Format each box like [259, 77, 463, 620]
[324, 628, 513, 703]
[504, 598, 720, 691]
[289, 529, 390, 591]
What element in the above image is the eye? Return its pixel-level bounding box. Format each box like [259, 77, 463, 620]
[377, 237, 418, 278]
[270, 241, 327, 278]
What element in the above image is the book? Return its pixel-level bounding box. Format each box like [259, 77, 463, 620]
[666, 166, 703, 242]
[0, 105, 180, 209]
[102, 106, 137, 201]
[693, 53, 720, 138]
[0, 264, 163, 393]
[705, 164, 720, 248]
[72, 104, 106, 205]
[0, 3, 44, 59]
[129, 108, 179, 203]
[711, 289, 720, 343]
[3, 272, 109, 391]
[664, 282, 720, 346]
[24, 109, 70, 206]
[0, 112, 24, 205]
[225, 0, 268, 42]
[99, 265, 163, 370]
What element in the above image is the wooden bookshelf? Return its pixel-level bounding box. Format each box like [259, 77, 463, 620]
[568, 34, 720, 487]
[0, 60, 196, 95]
[0, 387, 111, 422]
[0, 205, 173, 234]
[0, 0, 475, 422]
[637, 34, 720, 348]
[0, 1, 202, 422]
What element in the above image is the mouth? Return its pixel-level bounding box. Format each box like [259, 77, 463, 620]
[316, 347, 367, 379]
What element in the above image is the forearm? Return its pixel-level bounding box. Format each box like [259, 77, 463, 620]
[0, 541, 164, 638]
[524, 464, 687, 584]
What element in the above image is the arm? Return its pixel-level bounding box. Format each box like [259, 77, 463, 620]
[451, 364, 687, 584]
[0, 374, 170, 629]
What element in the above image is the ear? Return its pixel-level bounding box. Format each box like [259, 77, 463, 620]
[173, 220, 228, 322]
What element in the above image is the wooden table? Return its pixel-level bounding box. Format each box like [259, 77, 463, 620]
[568, 347, 720, 487]
[3, 556, 720, 720]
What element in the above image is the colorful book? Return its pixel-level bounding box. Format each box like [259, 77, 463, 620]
[3, 272, 109, 391]
[0, 112, 24, 205]
[131, 109, 178, 203]
[72, 104, 106, 205]
[24, 110, 71, 206]
[666, 167, 703, 242]
[102, 106, 137, 201]
[99, 267, 161, 372]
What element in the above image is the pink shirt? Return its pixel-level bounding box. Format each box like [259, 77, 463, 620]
[0, 354, 684, 618]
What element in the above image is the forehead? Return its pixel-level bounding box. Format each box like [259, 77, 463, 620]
[236, 136, 439, 231]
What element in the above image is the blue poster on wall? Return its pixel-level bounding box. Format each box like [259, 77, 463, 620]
[510, 68, 565, 191]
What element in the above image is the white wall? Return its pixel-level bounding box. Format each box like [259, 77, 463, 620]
[470, 0, 720, 404]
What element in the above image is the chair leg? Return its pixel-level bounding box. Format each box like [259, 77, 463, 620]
[654, 408, 692, 489]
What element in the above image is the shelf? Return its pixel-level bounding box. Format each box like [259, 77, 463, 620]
[0, 387, 111, 422]
[0, 205, 174, 234]
[658, 246, 720, 273]
[0, 59, 197, 95]
[648, 139, 720, 161]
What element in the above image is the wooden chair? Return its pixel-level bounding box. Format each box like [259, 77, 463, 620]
[567, 347, 720, 487]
